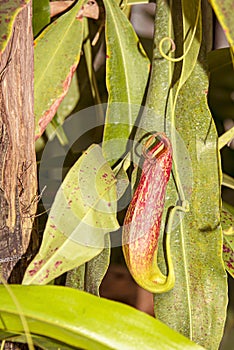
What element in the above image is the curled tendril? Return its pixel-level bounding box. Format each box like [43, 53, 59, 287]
[159, 0, 201, 62]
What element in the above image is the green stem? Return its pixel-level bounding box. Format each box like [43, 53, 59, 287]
[218, 126, 234, 150]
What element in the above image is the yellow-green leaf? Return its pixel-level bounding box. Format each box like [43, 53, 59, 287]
[33, 0, 50, 37]
[34, 1, 85, 139]
[85, 235, 111, 295]
[0, 285, 206, 350]
[102, 0, 150, 164]
[22, 144, 119, 285]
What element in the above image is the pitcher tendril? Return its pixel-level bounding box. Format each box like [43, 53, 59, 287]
[122, 133, 175, 293]
[159, 0, 201, 63]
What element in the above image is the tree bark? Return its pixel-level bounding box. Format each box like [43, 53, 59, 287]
[0, 1, 37, 282]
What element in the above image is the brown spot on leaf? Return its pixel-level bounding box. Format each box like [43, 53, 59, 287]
[55, 261, 63, 268]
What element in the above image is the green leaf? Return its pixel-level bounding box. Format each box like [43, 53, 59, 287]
[32, 0, 50, 37]
[102, 0, 150, 165]
[85, 235, 111, 295]
[22, 144, 119, 285]
[210, 0, 234, 50]
[34, 1, 85, 139]
[66, 264, 86, 291]
[0, 285, 205, 350]
[0, 1, 30, 53]
[66, 156, 130, 295]
[132, 0, 227, 349]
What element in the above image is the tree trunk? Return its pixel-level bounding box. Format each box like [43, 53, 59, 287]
[0, 1, 37, 283]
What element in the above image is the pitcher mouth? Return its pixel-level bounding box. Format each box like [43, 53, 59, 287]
[142, 133, 172, 162]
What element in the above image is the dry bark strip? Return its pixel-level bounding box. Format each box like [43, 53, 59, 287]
[0, 1, 37, 282]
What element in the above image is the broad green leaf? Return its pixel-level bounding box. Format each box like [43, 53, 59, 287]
[32, 0, 50, 37]
[0, 1, 30, 54]
[210, 0, 234, 50]
[102, 0, 150, 165]
[0, 285, 205, 350]
[208, 48, 234, 121]
[23, 144, 119, 285]
[34, 1, 85, 139]
[67, 156, 130, 295]
[132, 0, 228, 349]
